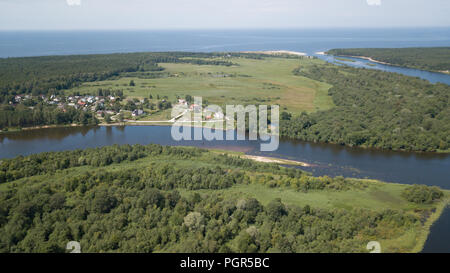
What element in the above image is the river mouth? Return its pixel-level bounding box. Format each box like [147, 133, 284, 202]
[316, 53, 450, 85]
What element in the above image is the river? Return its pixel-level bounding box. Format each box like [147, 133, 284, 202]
[316, 53, 450, 85]
[1, 125, 449, 188]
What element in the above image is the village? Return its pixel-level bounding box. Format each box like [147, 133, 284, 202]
[10, 93, 226, 124]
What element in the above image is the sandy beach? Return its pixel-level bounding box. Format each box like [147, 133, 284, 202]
[242, 155, 311, 167]
[346, 55, 392, 65]
[242, 50, 307, 56]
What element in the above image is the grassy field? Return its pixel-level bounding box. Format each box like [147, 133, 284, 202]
[2, 147, 448, 253]
[67, 56, 334, 119]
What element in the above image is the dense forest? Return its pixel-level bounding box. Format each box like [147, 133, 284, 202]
[0, 144, 446, 253]
[0, 103, 98, 130]
[281, 63, 450, 152]
[327, 47, 450, 72]
[0, 52, 264, 98]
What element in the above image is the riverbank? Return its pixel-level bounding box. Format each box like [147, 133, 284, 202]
[0, 123, 85, 134]
[100, 123, 450, 154]
[2, 122, 449, 154]
[413, 198, 450, 253]
[342, 55, 392, 65]
[242, 155, 311, 167]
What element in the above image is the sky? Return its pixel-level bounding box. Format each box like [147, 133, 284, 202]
[0, 0, 449, 30]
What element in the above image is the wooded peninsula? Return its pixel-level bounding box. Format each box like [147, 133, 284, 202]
[327, 47, 450, 73]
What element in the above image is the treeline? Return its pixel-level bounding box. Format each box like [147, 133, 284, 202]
[0, 144, 436, 253]
[327, 47, 450, 72]
[0, 144, 204, 183]
[0, 104, 97, 131]
[281, 63, 450, 152]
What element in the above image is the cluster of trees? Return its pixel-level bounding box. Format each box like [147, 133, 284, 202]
[401, 185, 444, 204]
[281, 63, 450, 152]
[93, 88, 124, 99]
[157, 100, 172, 110]
[0, 104, 97, 131]
[0, 144, 429, 253]
[327, 47, 450, 72]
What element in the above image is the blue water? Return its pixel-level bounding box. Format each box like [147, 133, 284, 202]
[1, 28, 450, 58]
[319, 54, 450, 85]
[2, 125, 449, 189]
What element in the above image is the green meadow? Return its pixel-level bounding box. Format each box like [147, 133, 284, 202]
[67, 57, 334, 115]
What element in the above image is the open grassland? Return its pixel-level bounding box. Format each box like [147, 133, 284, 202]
[67, 57, 334, 116]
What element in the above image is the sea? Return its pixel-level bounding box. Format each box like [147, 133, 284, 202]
[1, 28, 449, 58]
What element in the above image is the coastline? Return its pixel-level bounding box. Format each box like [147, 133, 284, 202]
[321, 51, 393, 65]
[241, 50, 307, 56]
[343, 55, 392, 66]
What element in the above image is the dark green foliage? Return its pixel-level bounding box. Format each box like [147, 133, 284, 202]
[281, 64, 450, 152]
[0, 177, 420, 253]
[157, 100, 172, 110]
[280, 111, 292, 120]
[328, 47, 450, 72]
[91, 189, 118, 213]
[266, 198, 287, 221]
[401, 184, 444, 204]
[0, 145, 441, 253]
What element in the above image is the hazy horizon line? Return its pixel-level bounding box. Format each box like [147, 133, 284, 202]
[1, 26, 450, 32]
